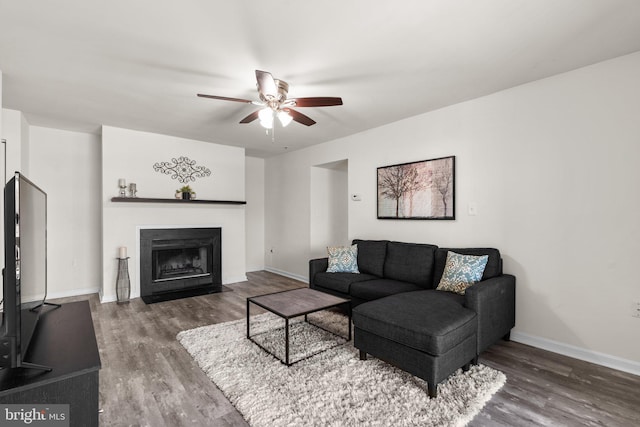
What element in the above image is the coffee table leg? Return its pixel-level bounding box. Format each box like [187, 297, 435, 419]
[246, 299, 250, 339]
[285, 318, 290, 366]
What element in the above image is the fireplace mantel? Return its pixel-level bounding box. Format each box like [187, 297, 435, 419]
[111, 197, 246, 205]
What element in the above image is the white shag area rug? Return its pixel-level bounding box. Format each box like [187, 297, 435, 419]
[177, 311, 505, 427]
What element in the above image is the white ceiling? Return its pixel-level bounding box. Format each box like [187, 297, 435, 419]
[1, 1, 640, 157]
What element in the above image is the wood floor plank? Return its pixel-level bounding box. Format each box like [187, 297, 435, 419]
[50, 271, 640, 426]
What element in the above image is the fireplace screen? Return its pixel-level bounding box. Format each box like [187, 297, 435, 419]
[152, 246, 210, 282]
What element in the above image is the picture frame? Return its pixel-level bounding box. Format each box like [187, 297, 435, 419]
[377, 155, 455, 220]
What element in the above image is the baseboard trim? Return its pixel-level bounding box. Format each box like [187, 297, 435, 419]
[48, 287, 100, 300]
[264, 267, 308, 284]
[100, 294, 118, 303]
[223, 275, 248, 285]
[511, 331, 640, 377]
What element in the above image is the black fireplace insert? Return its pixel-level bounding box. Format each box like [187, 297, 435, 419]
[140, 227, 221, 303]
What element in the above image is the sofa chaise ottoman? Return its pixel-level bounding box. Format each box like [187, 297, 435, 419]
[353, 290, 478, 398]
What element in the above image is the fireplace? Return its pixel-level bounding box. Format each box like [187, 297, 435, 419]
[140, 227, 221, 303]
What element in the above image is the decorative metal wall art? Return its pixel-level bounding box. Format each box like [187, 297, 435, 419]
[153, 156, 211, 183]
[377, 155, 455, 220]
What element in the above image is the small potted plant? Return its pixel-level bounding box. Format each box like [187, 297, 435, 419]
[179, 185, 193, 200]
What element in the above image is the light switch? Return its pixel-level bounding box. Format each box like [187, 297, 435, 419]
[468, 202, 478, 216]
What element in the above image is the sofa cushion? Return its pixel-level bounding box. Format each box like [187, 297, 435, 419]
[350, 278, 423, 302]
[433, 248, 502, 287]
[314, 272, 378, 294]
[352, 239, 388, 277]
[326, 245, 359, 273]
[383, 241, 438, 287]
[436, 251, 489, 295]
[352, 290, 475, 355]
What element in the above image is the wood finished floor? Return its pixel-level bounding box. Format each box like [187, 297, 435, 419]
[53, 271, 640, 427]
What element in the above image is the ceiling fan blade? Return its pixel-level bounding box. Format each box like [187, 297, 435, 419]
[197, 94, 254, 103]
[288, 97, 343, 107]
[239, 110, 261, 124]
[284, 108, 316, 126]
[255, 70, 277, 98]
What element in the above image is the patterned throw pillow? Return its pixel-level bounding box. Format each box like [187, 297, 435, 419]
[326, 245, 360, 273]
[436, 251, 489, 295]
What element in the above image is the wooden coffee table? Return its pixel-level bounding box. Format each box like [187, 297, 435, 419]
[246, 288, 351, 365]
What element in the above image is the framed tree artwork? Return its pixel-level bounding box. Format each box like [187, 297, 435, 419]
[377, 155, 455, 220]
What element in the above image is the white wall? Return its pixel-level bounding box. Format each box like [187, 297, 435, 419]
[1, 109, 25, 181]
[265, 152, 312, 279]
[245, 156, 265, 272]
[20, 114, 30, 175]
[101, 126, 246, 302]
[0, 75, 4, 295]
[265, 51, 640, 370]
[28, 126, 102, 298]
[1, 108, 28, 292]
[0, 70, 2, 127]
[0, 70, 3, 145]
[310, 160, 349, 259]
[0, 118, 101, 299]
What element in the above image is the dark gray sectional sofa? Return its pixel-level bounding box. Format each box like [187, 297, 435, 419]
[308, 239, 516, 397]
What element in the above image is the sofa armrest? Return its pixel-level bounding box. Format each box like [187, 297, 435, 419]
[309, 258, 328, 289]
[464, 274, 516, 354]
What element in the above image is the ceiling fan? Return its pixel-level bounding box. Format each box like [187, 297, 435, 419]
[197, 70, 343, 129]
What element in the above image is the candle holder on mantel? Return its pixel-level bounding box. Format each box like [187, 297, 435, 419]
[118, 179, 127, 198]
[116, 257, 131, 304]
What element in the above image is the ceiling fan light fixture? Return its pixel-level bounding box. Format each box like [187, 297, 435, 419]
[198, 70, 343, 129]
[259, 108, 274, 129]
[259, 119, 273, 129]
[277, 110, 293, 127]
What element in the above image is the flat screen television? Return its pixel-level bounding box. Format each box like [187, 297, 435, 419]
[0, 172, 57, 370]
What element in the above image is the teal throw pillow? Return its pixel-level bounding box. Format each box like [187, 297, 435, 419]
[436, 251, 489, 295]
[326, 244, 360, 273]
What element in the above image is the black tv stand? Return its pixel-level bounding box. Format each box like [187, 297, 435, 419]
[0, 301, 101, 426]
